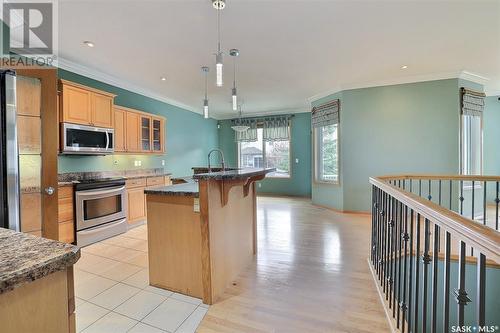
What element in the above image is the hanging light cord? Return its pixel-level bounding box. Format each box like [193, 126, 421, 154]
[217, 8, 221, 53]
[204, 71, 208, 100]
[233, 55, 236, 88]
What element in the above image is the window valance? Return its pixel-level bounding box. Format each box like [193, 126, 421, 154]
[232, 119, 258, 142]
[263, 116, 290, 142]
[461, 87, 485, 117]
[232, 115, 291, 142]
[311, 99, 340, 128]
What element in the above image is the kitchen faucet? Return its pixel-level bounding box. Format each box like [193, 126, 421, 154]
[208, 149, 226, 173]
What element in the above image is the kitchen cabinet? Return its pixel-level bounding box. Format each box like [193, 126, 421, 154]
[152, 117, 164, 152]
[91, 93, 114, 128]
[126, 178, 147, 225]
[126, 111, 141, 152]
[59, 80, 115, 128]
[114, 105, 166, 154]
[128, 188, 146, 224]
[114, 107, 126, 152]
[126, 176, 171, 225]
[57, 185, 74, 244]
[140, 115, 152, 152]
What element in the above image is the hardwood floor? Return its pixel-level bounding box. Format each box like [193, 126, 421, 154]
[197, 197, 389, 333]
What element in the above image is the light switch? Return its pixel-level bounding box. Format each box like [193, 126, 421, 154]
[161, 160, 165, 166]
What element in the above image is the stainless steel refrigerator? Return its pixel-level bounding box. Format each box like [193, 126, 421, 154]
[0, 70, 20, 231]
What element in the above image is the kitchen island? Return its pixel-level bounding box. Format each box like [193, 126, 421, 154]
[145, 168, 274, 304]
[0, 228, 80, 332]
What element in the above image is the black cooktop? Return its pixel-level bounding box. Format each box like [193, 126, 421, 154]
[75, 177, 126, 191]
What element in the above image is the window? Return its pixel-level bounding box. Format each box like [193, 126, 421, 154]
[238, 128, 290, 178]
[314, 123, 339, 183]
[461, 114, 482, 175]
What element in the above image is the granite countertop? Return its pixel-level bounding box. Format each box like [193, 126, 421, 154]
[123, 172, 172, 180]
[192, 168, 276, 180]
[58, 169, 172, 186]
[144, 182, 199, 197]
[0, 228, 80, 294]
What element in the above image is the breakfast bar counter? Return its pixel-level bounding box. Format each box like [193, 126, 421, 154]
[0, 228, 80, 332]
[145, 168, 274, 304]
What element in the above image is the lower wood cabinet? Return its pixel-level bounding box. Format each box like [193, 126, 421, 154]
[127, 176, 172, 226]
[127, 187, 147, 225]
[58, 186, 75, 244]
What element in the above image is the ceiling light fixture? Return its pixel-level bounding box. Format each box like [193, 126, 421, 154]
[401, 65, 408, 69]
[83, 41, 94, 48]
[212, 0, 226, 9]
[213, 0, 225, 87]
[160, 77, 167, 81]
[230, 49, 240, 111]
[231, 104, 250, 132]
[202, 66, 210, 119]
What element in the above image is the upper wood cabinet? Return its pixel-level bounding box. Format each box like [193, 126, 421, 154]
[126, 111, 141, 153]
[92, 93, 114, 127]
[140, 115, 151, 152]
[114, 108, 126, 152]
[152, 117, 165, 152]
[113, 105, 166, 154]
[59, 80, 116, 128]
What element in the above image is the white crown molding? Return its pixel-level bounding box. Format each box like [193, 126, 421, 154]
[214, 107, 310, 120]
[55, 57, 203, 117]
[307, 70, 491, 103]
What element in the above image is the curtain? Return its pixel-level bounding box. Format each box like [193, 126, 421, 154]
[232, 119, 258, 142]
[263, 116, 290, 142]
[311, 99, 340, 128]
[461, 88, 485, 117]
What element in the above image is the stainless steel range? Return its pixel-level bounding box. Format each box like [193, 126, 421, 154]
[75, 177, 127, 247]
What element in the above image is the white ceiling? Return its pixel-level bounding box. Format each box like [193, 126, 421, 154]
[58, 0, 500, 119]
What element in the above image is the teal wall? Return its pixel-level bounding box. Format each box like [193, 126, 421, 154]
[311, 79, 463, 212]
[484, 96, 500, 176]
[218, 113, 312, 197]
[58, 69, 219, 177]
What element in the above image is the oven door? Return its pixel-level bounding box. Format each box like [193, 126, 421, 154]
[75, 186, 127, 231]
[62, 123, 114, 155]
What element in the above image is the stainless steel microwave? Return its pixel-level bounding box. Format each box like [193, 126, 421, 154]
[61, 123, 114, 155]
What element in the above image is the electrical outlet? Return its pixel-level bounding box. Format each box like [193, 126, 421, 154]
[138, 160, 142, 166]
[295, 158, 299, 164]
[258, 183, 262, 188]
[161, 160, 165, 166]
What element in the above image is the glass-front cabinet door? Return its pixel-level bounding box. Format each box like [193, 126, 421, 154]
[140, 115, 151, 151]
[152, 117, 163, 152]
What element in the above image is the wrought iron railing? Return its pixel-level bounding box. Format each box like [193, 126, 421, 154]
[370, 175, 500, 333]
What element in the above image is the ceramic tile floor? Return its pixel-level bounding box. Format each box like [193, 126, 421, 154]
[74, 224, 208, 333]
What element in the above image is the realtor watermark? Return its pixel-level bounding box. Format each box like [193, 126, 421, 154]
[1, 0, 58, 68]
[451, 325, 500, 332]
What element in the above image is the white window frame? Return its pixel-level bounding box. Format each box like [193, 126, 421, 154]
[237, 126, 292, 179]
[460, 113, 483, 176]
[313, 123, 340, 185]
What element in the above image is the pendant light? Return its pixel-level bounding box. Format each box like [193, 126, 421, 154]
[231, 104, 250, 132]
[213, 0, 224, 87]
[230, 49, 239, 111]
[202, 66, 210, 118]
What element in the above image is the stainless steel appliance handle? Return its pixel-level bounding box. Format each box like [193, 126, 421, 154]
[5, 72, 20, 231]
[77, 185, 125, 197]
[106, 131, 110, 149]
